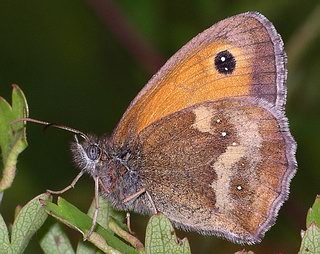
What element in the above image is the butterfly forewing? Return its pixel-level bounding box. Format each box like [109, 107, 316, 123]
[112, 12, 286, 147]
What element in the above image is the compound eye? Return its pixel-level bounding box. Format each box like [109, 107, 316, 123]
[87, 145, 101, 161]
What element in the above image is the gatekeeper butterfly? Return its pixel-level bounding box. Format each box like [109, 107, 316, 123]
[21, 11, 296, 244]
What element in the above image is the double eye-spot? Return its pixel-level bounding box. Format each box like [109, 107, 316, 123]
[214, 50, 236, 74]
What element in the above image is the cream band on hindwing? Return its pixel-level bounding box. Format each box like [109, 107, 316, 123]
[190, 104, 263, 212]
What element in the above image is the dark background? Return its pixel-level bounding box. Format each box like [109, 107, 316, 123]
[1, 1, 320, 253]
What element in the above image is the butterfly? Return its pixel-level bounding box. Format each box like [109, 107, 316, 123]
[22, 11, 296, 244]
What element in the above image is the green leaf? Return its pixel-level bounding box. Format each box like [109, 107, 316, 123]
[0, 214, 12, 253]
[40, 223, 75, 254]
[76, 242, 100, 254]
[145, 213, 191, 254]
[85, 197, 143, 251]
[42, 196, 139, 254]
[299, 196, 320, 254]
[87, 196, 125, 229]
[299, 223, 320, 254]
[10, 193, 51, 253]
[76, 196, 121, 254]
[307, 195, 320, 228]
[0, 84, 28, 191]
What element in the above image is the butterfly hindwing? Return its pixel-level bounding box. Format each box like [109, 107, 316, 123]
[131, 98, 295, 243]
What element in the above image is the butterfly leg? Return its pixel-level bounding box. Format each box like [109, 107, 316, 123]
[126, 212, 134, 234]
[123, 188, 146, 203]
[47, 170, 84, 194]
[123, 188, 157, 214]
[98, 178, 110, 194]
[84, 175, 100, 240]
[146, 191, 157, 214]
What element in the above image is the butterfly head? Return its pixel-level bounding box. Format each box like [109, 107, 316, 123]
[70, 134, 110, 177]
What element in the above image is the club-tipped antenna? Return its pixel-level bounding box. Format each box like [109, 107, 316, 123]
[12, 117, 88, 140]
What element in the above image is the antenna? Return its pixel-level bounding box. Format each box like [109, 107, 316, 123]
[12, 118, 88, 140]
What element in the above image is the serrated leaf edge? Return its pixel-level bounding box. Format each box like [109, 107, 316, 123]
[10, 193, 51, 253]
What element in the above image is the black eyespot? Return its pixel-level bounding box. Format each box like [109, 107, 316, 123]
[87, 145, 101, 161]
[214, 50, 236, 74]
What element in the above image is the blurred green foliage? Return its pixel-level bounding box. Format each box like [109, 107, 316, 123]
[0, 0, 319, 253]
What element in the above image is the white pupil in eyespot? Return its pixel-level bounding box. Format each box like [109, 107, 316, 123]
[220, 56, 226, 62]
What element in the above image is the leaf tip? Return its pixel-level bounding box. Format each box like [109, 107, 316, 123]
[11, 83, 19, 90]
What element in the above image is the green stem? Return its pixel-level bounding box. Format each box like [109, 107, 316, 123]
[88, 232, 122, 254]
[108, 218, 144, 251]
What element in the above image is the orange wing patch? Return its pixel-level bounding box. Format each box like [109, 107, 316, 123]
[113, 41, 254, 145]
[136, 42, 252, 134]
